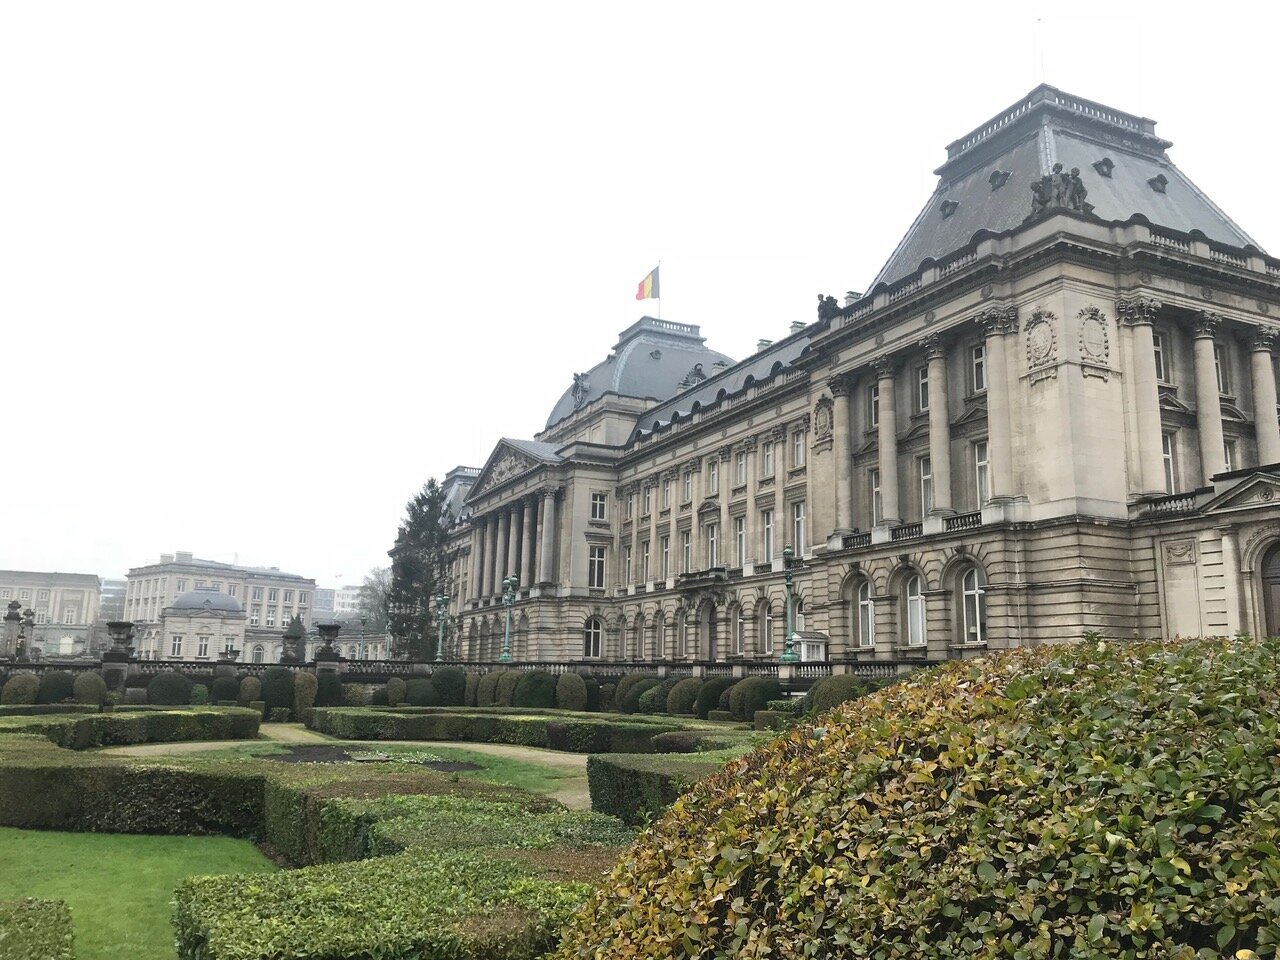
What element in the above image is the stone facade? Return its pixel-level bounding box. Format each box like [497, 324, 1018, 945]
[0, 570, 101, 657]
[442, 85, 1280, 665]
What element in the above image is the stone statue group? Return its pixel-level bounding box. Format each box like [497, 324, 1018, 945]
[1030, 163, 1090, 216]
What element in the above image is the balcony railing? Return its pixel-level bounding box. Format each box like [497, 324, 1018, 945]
[944, 511, 982, 532]
[841, 532, 871, 550]
[890, 522, 924, 541]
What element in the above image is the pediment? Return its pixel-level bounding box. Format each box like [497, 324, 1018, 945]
[1159, 390, 1192, 415]
[1202, 472, 1280, 515]
[952, 396, 988, 427]
[466, 441, 553, 502]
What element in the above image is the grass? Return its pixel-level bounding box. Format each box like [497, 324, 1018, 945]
[0, 827, 276, 960]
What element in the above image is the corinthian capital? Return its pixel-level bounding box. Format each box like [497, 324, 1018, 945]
[1193, 311, 1223, 339]
[975, 304, 1019, 336]
[871, 355, 896, 380]
[917, 333, 946, 361]
[826, 372, 855, 397]
[1116, 295, 1163, 326]
[1251, 326, 1278, 353]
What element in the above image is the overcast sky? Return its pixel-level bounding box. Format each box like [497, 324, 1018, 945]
[4, 3, 1278, 586]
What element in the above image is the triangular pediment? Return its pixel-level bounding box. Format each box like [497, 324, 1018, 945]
[466, 439, 562, 503]
[1159, 388, 1192, 414]
[952, 396, 989, 427]
[1201, 471, 1280, 515]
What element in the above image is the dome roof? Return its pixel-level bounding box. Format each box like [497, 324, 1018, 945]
[545, 317, 734, 429]
[171, 588, 243, 615]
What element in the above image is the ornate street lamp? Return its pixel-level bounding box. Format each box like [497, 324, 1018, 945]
[359, 615, 367, 661]
[499, 575, 517, 664]
[435, 594, 449, 663]
[780, 546, 801, 663]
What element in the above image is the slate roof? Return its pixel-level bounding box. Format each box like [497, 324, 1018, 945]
[544, 317, 735, 429]
[869, 84, 1262, 290]
[170, 588, 244, 614]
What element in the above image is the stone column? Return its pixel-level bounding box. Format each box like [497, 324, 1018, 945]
[978, 306, 1018, 499]
[718, 448, 732, 565]
[829, 375, 854, 532]
[506, 504, 520, 586]
[628, 484, 640, 584]
[667, 476, 679, 581]
[494, 508, 510, 587]
[1251, 327, 1280, 465]
[772, 425, 786, 565]
[1219, 524, 1242, 635]
[922, 335, 953, 514]
[1193, 312, 1226, 482]
[468, 523, 482, 603]
[874, 357, 900, 525]
[520, 496, 537, 586]
[742, 440, 757, 569]
[485, 514, 500, 598]
[647, 479, 660, 582]
[538, 490, 557, 585]
[1118, 296, 1167, 494]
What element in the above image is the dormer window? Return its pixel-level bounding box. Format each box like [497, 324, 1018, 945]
[988, 170, 1010, 190]
[1148, 174, 1168, 194]
[940, 199, 959, 218]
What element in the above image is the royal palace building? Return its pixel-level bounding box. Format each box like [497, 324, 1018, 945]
[443, 85, 1280, 666]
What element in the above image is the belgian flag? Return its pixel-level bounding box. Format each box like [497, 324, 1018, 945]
[635, 266, 660, 301]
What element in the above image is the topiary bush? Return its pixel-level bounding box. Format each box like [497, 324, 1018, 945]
[72, 673, 107, 706]
[512, 670, 557, 709]
[476, 672, 500, 707]
[555, 672, 589, 712]
[430, 667, 467, 706]
[618, 678, 661, 715]
[463, 673, 480, 707]
[1, 674, 39, 706]
[804, 673, 871, 716]
[293, 672, 317, 721]
[386, 676, 407, 707]
[692, 677, 736, 719]
[597, 683, 615, 713]
[495, 670, 523, 707]
[613, 672, 656, 712]
[147, 671, 193, 706]
[636, 685, 660, 714]
[556, 636, 1280, 959]
[405, 678, 440, 707]
[343, 684, 367, 707]
[315, 673, 345, 708]
[665, 677, 702, 716]
[211, 676, 241, 704]
[369, 688, 389, 706]
[260, 667, 295, 715]
[189, 684, 210, 706]
[238, 676, 261, 705]
[727, 676, 783, 722]
[35, 671, 74, 705]
[583, 675, 601, 712]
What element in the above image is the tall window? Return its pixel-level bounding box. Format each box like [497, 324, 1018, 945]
[641, 541, 651, 581]
[177, 579, 188, 592]
[761, 441, 774, 476]
[707, 523, 719, 567]
[733, 606, 745, 655]
[265, 610, 276, 628]
[708, 460, 719, 494]
[971, 344, 987, 392]
[252, 587, 263, 601]
[961, 568, 986, 644]
[1153, 331, 1169, 383]
[170, 634, 183, 658]
[625, 494, 633, 519]
[792, 428, 807, 468]
[268, 589, 279, 602]
[623, 546, 633, 584]
[283, 590, 293, 603]
[870, 469, 883, 525]
[735, 451, 747, 485]
[734, 516, 746, 566]
[974, 440, 990, 505]
[643, 486, 653, 514]
[1162, 433, 1177, 493]
[62, 607, 76, 625]
[250, 607, 261, 627]
[299, 591, 307, 606]
[197, 635, 210, 658]
[792, 501, 807, 553]
[681, 531, 692, 573]
[905, 576, 926, 646]
[762, 509, 774, 562]
[857, 581, 875, 647]
[1214, 342, 1230, 394]
[588, 546, 606, 588]
[1224, 439, 1237, 473]
[761, 603, 776, 654]
[683, 471, 693, 502]
[869, 383, 880, 427]
[919, 456, 934, 514]
[583, 618, 603, 658]
[662, 479, 672, 508]
[916, 366, 930, 411]
[660, 536, 670, 579]
[590, 492, 607, 521]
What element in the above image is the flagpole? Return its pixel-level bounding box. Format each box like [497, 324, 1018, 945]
[657, 259, 662, 320]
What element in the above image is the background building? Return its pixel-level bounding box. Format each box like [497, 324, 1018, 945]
[98, 578, 127, 622]
[313, 588, 336, 617]
[0, 570, 101, 658]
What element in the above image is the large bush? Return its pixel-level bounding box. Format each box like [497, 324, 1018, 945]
[260, 667, 295, 714]
[35, 671, 74, 705]
[293, 672, 318, 720]
[147, 671, 193, 706]
[342, 684, 367, 708]
[475, 672, 500, 707]
[386, 676, 407, 707]
[555, 672, 588, 712]
[583, 675, 601, 712]
[617, 678, 661, 715]
[664, 677, 702, 716]
[651, 677, 681, 714]
[556, 636, 1280, 959]
[431, 667, 467, 706]
[2, 674, 39, 706]
[71, 673, 107, 707]
[692, 676, 736, 719]
[315, 673, 345, 708]
[405, 678, 440, 707]
[804, 673, 870, 715]
[727, 675, 782, 722]
[463, 673, 480, 707]
[613, 672, 656, 712]
[0, 899, 74, 960]
[210, 676, 241, 704]
[495, 671, 523, 707]
[512, 670, 557, 709]
[238, 676, 261, 705]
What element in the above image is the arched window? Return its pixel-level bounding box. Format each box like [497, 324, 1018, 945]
[252, 644, 264, 664]
[732, 605, 745, 655]
[761, 603, 776, 655]
[583, 617, 603, 658]
[905, 575, 926, 647]
[857, 581, 875, 648]
[632, 617, 644, 660]
[961, 567, 986, 644]
[794, 599, 806, 633]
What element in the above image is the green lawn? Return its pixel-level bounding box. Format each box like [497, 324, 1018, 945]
[0, 827, 276, 960]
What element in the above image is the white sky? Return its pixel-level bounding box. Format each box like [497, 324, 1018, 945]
[4, 2, 1278, 585]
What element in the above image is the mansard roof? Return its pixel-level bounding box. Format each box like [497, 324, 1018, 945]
[870, 84, 1261, 291]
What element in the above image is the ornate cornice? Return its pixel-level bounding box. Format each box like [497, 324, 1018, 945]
[1116, 294, 1162, 326]
[1193, 310, 1223, 339]
[974, 304, 1019, 336]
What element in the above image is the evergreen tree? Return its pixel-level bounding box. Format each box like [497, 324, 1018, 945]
[387, 479, 454, 659]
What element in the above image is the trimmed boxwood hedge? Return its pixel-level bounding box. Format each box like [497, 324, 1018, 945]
[617, 677, 661, 715]
[35, 671, 74, 705]
[431, 666, 467, 706]
[0, 674, 39, 705]
[405, 677, 440, 706]
[71, 672, 107, 706]
[664, 677, 702, 716]
[555, 672, 588, 711]
[727, 675, 783, 722]
[315, 673, 344, 707]
[0, 708, 261, 751]
[693, 676, 736, 719]
[557, 636, 1280, 959]
[0, 899, 74, 960]
[146, 671, 193, 706]
[386, 676, 407, 706]
[210, 676, 241, 704]
[513, 670, 557, 709]
[495, 670, 523, 707]
[476, 672, 501, 707]
[586, 754, 729, 826]
[260, 666, 295, 714]
[0, 704, 97, 717]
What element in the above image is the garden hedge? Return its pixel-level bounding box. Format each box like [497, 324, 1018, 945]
[0, 707, 260, 752]
[0, 704, 97, 718]
[664, 677, 702, 716]
[617, 678, 661, 715]
[583, 675, 601, 712]
[0, 674, 39, 706]
[0, 899, 74, 960]
[35, 671, 74, 706]
[802, 672, 880, 715]
[405, 677, 440, 706]
[386, 676, 407, 707]
[513, 670, 557, 709]
[315, 673, 344, 707]
[71, 672, 107, 706]
[496, 670, 523, 707]
[146, 671, 193, 706]
[476, 672, 501, 707]
[636, 685, 660, 714]
[586, 754, 730, 826]
[342, 683, 367, 707]
[556, 636, 1280, 959]
[598, 682, 615, 713]
[555, 672, 588, 712]
[260, 666, 295, 714]
[727, 675, 782, 722]
[210, 676, 240, 704]
[237, 676, 261, 704]
[463, 672, 480, 707]
[431, 666, 467, 706]
[692, 676, 735, 719]
[293, 671, 318, 721]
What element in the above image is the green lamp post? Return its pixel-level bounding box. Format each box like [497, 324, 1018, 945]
[435, 593, 448, 663]
[780, 545, 800, 663]
[499, 575, 517, 663]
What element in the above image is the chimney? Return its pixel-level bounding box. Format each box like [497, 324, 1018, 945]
[712, 360, 729, 371]
[845, 291, 862, 306]
[789, 321, 805, 334]
[175, 551, 193, 562]
[757, 339, 774, 351]
[159, 554, 174, 564]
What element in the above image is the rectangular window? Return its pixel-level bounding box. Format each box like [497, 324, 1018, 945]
[762, 509, 774, 561]
[265, 611, 276, 628]
[917, 366, 930, 411]
[735, 451, 747, 486]
[792, 501, 807, 554]
[707, 523, 719, 567]
[624, 546, 633, 584]
[761, 441, 774, 476]
[975, 440, 991, 505]
[197, 635, 209, 658]
[250, 607, 261, 627]
[681, 531, 692, 573]
[252, 587, 263, 601]
[588, 546, 607, 588]
[227, 585, 237, 598]
[176, 579, 188, 593]
[283, 590, 293, 603]
[660, 535, 670, 579]
[641, 541, 651, 581]
[1162, 433, 1176, 493]
[919, 456, 934, 514]
[1224, 439, 1236, 473]
[662, 479, 672, 508]
[170, 635, 183, 658]
[299, 591, 308, 605]
[708, 460, 719, 494]
[869, 383, 880, 427]
[590, 492, 607, 521]
[682, 471, 693, 502]
[35, 609, 47, 624]
[735, 516, 746, 566]
[1215, 342, 1230, 394]
[195, 580, 206, 589]
[870, 469, 883, 526]
[625, 494, 633, 519]
[972, 344, 987, 393]
[268, 588, 279, 603]
[37, 589, 48, 601]
[643, 486, 652, 514]
[63, 607, 76, 625]
[1153, 331, 1169, 383]
[792, 429, 807, 468]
